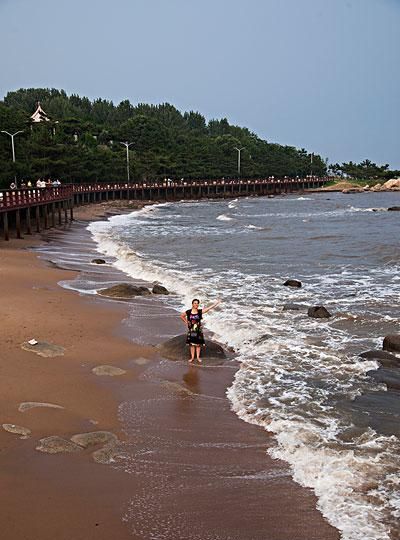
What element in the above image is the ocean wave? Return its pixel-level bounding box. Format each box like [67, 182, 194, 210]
[86, 195, 400, 540]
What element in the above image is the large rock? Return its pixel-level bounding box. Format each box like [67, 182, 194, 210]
[367, 368, 400, 390]
[152, 284, 169, 295]
[387, 207, 400, 212]
[283, 279, 302, 288]
[383, 335, 400, 353]
[36, 436, 83, 454]
[360, 350, 400, 368]
[98, 283, 151, 298]
[70, 431, 118, 449]
[91, 258, 106, 264]
[158, 334, 227, 364]
[308, 306, 332, 319]
[382, 178, 400, 190]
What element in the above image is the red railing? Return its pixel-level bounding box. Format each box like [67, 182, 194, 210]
[0, 177, 329, 212]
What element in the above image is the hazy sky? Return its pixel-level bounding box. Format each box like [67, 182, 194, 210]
[0, 0, 399, 168]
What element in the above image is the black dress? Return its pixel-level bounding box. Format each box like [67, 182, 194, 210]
[186, 309, 205, 346]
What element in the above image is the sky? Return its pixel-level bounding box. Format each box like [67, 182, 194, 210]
[0, 0, 399, 168]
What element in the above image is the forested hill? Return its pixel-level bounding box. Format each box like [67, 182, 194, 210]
[0, 88, 326, 187]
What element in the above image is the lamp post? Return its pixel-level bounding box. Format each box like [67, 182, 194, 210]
[120, 141, 134, 182]
[234, 146, 245, 176]
[1, 130, 24, 186]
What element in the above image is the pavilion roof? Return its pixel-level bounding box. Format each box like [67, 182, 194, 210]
[30, 102, 51, 122]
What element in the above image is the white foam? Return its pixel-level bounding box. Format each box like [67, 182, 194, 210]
[216, 213, 233, 221]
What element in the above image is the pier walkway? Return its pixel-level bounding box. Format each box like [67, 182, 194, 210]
[0, 176, 328, 240]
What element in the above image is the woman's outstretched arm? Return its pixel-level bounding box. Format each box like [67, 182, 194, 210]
[202, 299, 222, 314]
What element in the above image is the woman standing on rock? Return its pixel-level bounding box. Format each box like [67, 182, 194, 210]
[180, 299, 221, 363]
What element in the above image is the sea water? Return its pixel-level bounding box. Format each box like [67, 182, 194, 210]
[87, 192, 400, 540]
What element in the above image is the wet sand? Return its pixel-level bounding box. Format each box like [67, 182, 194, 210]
[0, 204, 340, 540]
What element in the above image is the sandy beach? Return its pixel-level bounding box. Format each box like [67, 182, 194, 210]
[0, 204, 340, 540]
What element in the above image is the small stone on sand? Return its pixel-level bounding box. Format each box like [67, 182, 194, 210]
[92, 365, 127, 376]
[2, 424, 31, 438]
[18, 402, 64, 412]
[21, 341, 65, 358]
[36, 436, 83, 454]
[70, 431, 118, 449]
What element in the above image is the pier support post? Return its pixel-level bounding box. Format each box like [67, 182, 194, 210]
[51, 203, 56, 228]
[44, 205, 49, 229]
[3, 212, 9, 241]
[36, 206, 41, 232]
[58, 203, 62, 225]
[26, 207, 32, 235]
[64, 201, 68, 224]
[16, 209, 22, 239]
[70, 200, 74, 221]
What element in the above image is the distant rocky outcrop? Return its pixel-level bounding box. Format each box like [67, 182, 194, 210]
[152, 284, 169, 295]
[283, 279, 302, 288]
[307, 306, 332, 319]
[158, 334, 227, 364]
[383, 335, 400, 353]
[98, 283, 151, 298]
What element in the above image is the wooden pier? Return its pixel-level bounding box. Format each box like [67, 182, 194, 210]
[0, 177, 328, 241]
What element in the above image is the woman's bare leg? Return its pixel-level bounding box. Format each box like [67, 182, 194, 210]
[196, 346, 202, 362]
[189, 345, 195, 362]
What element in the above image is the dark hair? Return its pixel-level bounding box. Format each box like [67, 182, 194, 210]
[192, 298, 200, 305]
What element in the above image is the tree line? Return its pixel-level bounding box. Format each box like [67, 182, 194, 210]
[329, 160, 399, 181]
[1, 87, 329, 187]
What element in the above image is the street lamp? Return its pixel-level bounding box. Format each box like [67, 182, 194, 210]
[1, 130, 24, 186]
[234, 146, 245, 176]
[120, 141, 134, 182]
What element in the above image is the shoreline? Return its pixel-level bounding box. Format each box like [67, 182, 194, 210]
[0, 201, 340, 539]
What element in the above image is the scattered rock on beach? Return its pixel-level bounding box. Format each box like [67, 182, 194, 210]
[18, 402, 64, 412]
[92, 441, 120, 464]
[98, 283, 151, 298]
[36, 436, 83, 454]
[158, 335, 227, 364]
[383, 335, 400, 353]
[21, 341, 65, 358]
[91, 258, 106, 264]
[70, 431, 118, 448]
[152, 284, 169, 295]
[92, 365, 127, 376]
[307, 306, 332, 319]
[2, 424, 31, 438]
[283, 279, 302, 288]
